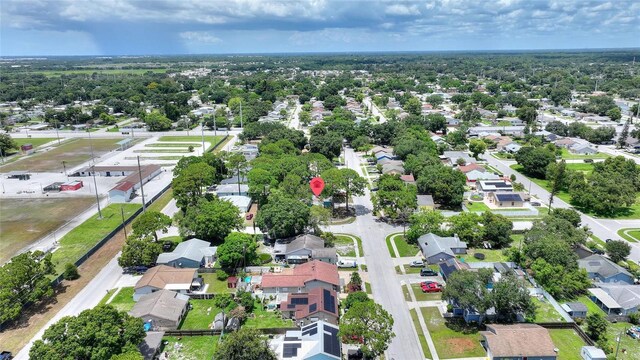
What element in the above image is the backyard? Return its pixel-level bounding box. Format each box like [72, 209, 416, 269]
[199, 273, 234, 294]
[50, 203, 141, 274]
[243, 300, 295, 329]
[457, 248, 509, 263]
[607, 322, 640, 360]
[0, 197, 96, 264]
[0, 138, 123, 172]
[532, 297, 565, 322]
[421, 307, 486, 359]
[179, 299, 220, 330]
[162, 335, 219, 360]
[548, 329, 586, 360]
[465, 201, 491, 212]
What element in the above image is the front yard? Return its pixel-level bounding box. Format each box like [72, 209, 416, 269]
[421, 307, 486, 359]
[411, 284, 443, 302]
[385, 233, 420, 257]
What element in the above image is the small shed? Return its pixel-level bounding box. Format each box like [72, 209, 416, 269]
[227, 276, 238, 288]
[60, 180, 83, 191]
[562, 302, 588, 319]
[581, 346, 606, 360]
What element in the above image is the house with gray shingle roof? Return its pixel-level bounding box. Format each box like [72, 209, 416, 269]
[578, 254, 634, 285]
[129, 289, 189, 330]
[588, 284, 640, 315]
[156, 239, 217, 268]
[273, 234, 337, 265]
[417, 233, 468, 264]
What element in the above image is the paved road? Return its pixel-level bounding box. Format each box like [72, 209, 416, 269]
[484, 153, 640, 262]
[363, 97, 387, 123]
[322, 147, 423, 360]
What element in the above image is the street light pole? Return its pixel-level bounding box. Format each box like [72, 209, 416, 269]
[92, 170, 102, 219]
[137, 155, 147, 212]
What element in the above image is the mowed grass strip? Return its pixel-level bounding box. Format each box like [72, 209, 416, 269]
[158, 135, 225, 152]
[145, 143, 202, 148]
[0, 138, 122, 172]
[0, 197, 95, 264]
[147, 188, 173, 213]
[409, 309, 433, 359]
[421, 307, 486, 359]
[103, 287, 135, 312]
[133, 148, 193, 153]
[51, 203, 141, 274]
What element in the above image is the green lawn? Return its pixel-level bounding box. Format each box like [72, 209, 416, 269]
[147, 188, 174, 213]
[532, 297, 565, 322]
[51, 203, 141, 274]
[421, 307, 486, 359]
[145, 143, 202, 148]
[134, 148, 193, 153]
[409, 309, 434, 359]
[244, 300, 295, 329]
[125, 155, 185, 161]
[104, 287, 135, 312]
[397, 265, 422, 274]
[617, 228, 640, 243]
[457, 248, 508, 263]
[393, 234, 420, 257]
[465, 201, 491, 212]
[334, 235, 356, 257]
[560, 148, 610, 160]
[12, 137, 57, 149]
[335, 233, 364, 256]
[548, 329, 585, 360]
[403, 284, 412, 301]
[607, 322, 640, 360]
[180, 299, 220, 330]
[385, 233, 397, 258]
[199, 273, 234, 294]
[411, 284, 443, 302]
[162, 336, 219, 360]
[575, 296, 606, 316]
[158, 135, 224, 152]
[365, 282, 372, 294]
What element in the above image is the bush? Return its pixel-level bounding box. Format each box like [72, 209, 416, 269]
[63, 263, 80, 280]
[216, 269, 229, 281]
[258, 253, 272, 265]
[629, 312, 639, 325]
[213, 294, 234, 309]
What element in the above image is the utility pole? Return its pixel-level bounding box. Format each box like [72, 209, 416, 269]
[121, 206, 128, 239]
[92, 169, 102, 219]
[614, 327, 625, 359]
[201, 121, 205, 153]
[137, 155, 147, 212]
[62, 161, 69, 180]
[239, 100, 243, 129]
[54, 120, 61, 145]
[88, 128, 95, 164]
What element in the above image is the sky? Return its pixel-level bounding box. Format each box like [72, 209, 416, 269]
[1, 0, 639, 56]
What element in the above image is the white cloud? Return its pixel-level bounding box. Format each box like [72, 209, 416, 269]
[180, 31, 222, 43]
[385, 4, 421, 16]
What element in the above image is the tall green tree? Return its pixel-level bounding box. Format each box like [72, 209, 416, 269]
[0, 251, 55, 324]
[605, 240, 631, 263]
[340, 301, 395, 359]
[214, 328, 277, 360]
[481, 212, 513, 248]
[144, 111, 172, 131]
[448, 212, 484, 247]
[179, 198, 243, 242]
[417, 165, 467, 207]
[30, 305, 145, 360]
[0, 133, 17, 157]
[172, 162, 216, 210]
[406, 210, 447, 243]
[131, 211, 171, 241]
[118, 237, 163, 268]
[514, 146, 556, 178]
[468, 139, 487, 159]
[490, 272, 535, 323]
[546, 160, 566, 211]
[216, 233, 258, 269]
[256, 192, 310, 239]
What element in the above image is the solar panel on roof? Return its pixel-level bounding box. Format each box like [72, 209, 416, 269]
[323, 330, 341, 357]
[290, 297, 309, 305]
[302, 322, 317, 331]
[283, 343, 302, 358]
[302, 326, 317, 336]
[495, 193, 522, 202]
[309, 303, 317, 312]
[323, 289, 336, 313]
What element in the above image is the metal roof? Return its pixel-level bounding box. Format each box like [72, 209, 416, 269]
[588, 288, 621, 309]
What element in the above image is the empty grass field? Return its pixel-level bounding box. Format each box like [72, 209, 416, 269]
[0, 197, 95, 264]
[560, 148, 610, 160]
[51, 203, 141, 274]
[421, 307, 486, 359]
[0, 138, 122, 172]
[7, 138, 58, 154]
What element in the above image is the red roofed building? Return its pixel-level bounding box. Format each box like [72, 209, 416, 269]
[279, 287, 339, 326]
[260, 260, 340, 295]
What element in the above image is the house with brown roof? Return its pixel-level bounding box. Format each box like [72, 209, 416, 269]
[133, 265, 200, 301]
[554, 137, 578, 148]
[279, 287, 339, 326]
[481, 324, 557, 360]
[259, 260, 340, 296]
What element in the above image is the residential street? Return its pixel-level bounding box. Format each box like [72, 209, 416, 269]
[484, 154, 640, 262]
[321, 147, 426, 360]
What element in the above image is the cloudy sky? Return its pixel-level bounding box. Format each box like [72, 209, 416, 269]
[1, 0, 638, 56]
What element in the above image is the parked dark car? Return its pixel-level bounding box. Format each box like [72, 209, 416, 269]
[162, 241, 173, 251]
[420, 268, 437, 276]
[0, 351, 13, 360]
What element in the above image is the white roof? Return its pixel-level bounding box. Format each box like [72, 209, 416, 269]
[587, 288, 620, 309]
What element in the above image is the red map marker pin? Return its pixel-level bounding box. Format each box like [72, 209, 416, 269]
[310, 177, 325, 197]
